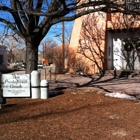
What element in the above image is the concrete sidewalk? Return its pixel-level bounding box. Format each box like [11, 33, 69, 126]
[3, 69, 140, 95]
[49, 74, 140, 95]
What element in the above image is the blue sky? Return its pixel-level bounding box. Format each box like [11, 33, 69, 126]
[0, 20, 74, 46]
[0, 1, 75, 46]
[0, 21, 74, 47]
[43, 21, 74, 45]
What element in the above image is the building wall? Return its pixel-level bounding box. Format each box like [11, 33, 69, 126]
[69, 12, 107, 74]
[69, 17, 83, 50]
[69, 11, 140, 74]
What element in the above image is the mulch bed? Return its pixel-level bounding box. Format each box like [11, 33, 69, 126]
[0, 89, 140, 140]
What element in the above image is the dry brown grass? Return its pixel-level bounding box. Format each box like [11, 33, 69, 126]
[0, 89, 140, 140]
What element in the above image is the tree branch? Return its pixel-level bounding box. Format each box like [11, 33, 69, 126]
[0, 17, 24, 39]
[16, 1, 28, 29]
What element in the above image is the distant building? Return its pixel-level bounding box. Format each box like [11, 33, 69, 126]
[0, 45, 7, 70]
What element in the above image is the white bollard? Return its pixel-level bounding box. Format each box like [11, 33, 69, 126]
[31, 71, 40, 99]
[40, 80, 49, 99]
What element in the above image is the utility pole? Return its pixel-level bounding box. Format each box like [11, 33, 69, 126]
[43, 45, 44, 59]
[62, 21, 65, 69]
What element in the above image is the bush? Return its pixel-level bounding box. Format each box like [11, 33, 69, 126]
[68, 48, 90, 74]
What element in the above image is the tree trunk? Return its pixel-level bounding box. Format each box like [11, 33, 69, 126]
[25, 38, 40, 74]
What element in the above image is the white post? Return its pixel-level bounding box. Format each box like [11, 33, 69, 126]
[40, 80, 49, 99]
[31, 71, 40, 99]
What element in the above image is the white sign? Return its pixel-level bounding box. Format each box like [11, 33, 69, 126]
[2, 74, 30, 97]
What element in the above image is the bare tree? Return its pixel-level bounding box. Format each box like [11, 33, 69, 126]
[53, 46, 64, 73]
[0, 0, 136, 73]
[40, 39, 57, 63]
[68, 48, 90, 74]
[2, 34, 26, 63]
[78, 13, 105, 74]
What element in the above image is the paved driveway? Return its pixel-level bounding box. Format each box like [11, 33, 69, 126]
[49, 75, 140, 95]
[2, 69, 140, 95]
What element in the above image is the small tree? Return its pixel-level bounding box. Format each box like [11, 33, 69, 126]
[68, 48, 90, 74]
[40, 39, 57, 63]
[53, 46, 64, 73]
[1, 33, 26, 63]
[52, 44, 69, 73]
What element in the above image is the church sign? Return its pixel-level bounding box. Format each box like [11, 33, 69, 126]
[2, 74, 30, 97]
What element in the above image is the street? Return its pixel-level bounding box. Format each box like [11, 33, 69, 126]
[9, 66, 56, 81]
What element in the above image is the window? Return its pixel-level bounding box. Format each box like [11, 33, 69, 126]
[125, 0, 140, 11]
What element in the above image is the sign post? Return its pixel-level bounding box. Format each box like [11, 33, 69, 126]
[2, 74, 30, 97]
